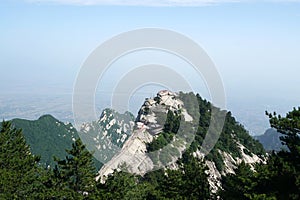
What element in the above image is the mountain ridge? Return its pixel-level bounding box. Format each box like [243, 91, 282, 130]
[0, 115, 78, 167]
[1, 91, 266, 193]
[254, 128, 286, 151]
[95, 91, 265, 192]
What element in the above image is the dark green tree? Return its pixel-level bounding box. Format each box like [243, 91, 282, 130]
[160, 169, 185, 199]
[268, 108, 300, 167]
[219, 108, 300, 200]
[0, 121, 44, 199]
[54, 138, 97, 197]
[264, 108, 300, 199]
[181, 156, 210, 199]
[163, 110, 181, 133]
[250, 154, 294, 199]
[154, 154, 210, 200]
[97, 170, 151, 200]
[219, 162, 254, 200]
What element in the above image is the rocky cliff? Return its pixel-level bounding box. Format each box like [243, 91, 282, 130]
[90, 91, 265, 191]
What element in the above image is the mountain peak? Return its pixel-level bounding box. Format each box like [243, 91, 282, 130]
[38, 114, 58, 121]
[95, 91, 265, 193]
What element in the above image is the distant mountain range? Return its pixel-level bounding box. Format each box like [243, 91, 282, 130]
[254, 128, 286, 152]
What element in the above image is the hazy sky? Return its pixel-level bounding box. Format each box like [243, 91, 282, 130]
[1, 0, 300, 134]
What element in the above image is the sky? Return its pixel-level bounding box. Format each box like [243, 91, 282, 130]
[1, 0, 300, 134]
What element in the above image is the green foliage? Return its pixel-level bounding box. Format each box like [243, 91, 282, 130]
[8, 115, 79, 168]
[0, 123, 98, 199]
[148, 92, 265, 172]
[0, 116, 212, 199]
[54, 139, 97, 196]
[0, 121, 45, 199]
[98, 108, 135, 148]
[209, 111, 265, 171]
[219, 107, 300, 200]
[180, 154, 211, 199]
[136, 153, 211, 200]
[97, 171, 151, 200]
[147, 131, 175, 152]
[163, 110, 181, 133]
[179, 92, 265, 172]
[3, 92, 289, 199]
[152, 154, 211, 200]
[219, 162, 255, 200]
[251, 154, 298, 199]
[267, 108, 300, 162]
[264, 108, 300, 199]
[147, 110, 180, 152]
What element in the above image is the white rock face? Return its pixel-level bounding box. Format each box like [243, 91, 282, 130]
[206, 160, 222, 193]
[79, 108, 135, 163]
[192, 142, 263, 193]
[80, 123, 91, 133]
[207, 143, 263, 192]
[96, 128, 153, 181]
[182, 110, 193, 122]
[97, 90, 194, 181]
[95, 90, 264, 195]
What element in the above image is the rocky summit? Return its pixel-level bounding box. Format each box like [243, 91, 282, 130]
[93, 91, 265, 192]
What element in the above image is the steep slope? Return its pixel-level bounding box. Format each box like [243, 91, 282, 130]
[1, 91, 265, 193]
[97, 91, 196, 179]
[8, 115, 78, 167]
[3, 110, 132, 170]
[96, 91, 265, 192]
[179, 92, 265, 192]
[79, 108, 135, 164]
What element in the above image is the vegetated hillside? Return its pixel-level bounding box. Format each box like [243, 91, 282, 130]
[179, 92, 265, 171]
[219, 108, 300, 199]
[254, 128, 285, 151]
[97, 91, 265, 192]
[7, 115, 78, 167]
[1, 102, 298, 199]
[3, 111, 131, 170]
[0, 91, 265, 194]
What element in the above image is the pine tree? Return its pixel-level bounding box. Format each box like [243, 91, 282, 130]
[268, 108, 300, 168]
[97, 170, 150, 200]
[265, 109, 300, 199]
[54, 138, 97, 197]
[182, 156, 211, 199]
[160, 169, 185, 199]
[219, 162, 254, 200]
[156, 154, 211, 200]
[0, 121, 43, 199]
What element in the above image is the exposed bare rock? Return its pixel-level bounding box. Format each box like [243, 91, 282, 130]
[206, 160, 222, 193]
[96, 128, 153, 181]
[97, 90, 195, 180]
[93, 90, 264, 195]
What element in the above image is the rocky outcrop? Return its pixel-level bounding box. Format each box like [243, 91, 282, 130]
[205, 143, 263, 193]
[92, 90, 264, 193]
[96, 128, 153, 181]
[97, 90, 194, 181]
[193, 142, 264, 193]
[79, 108, 135, 163]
